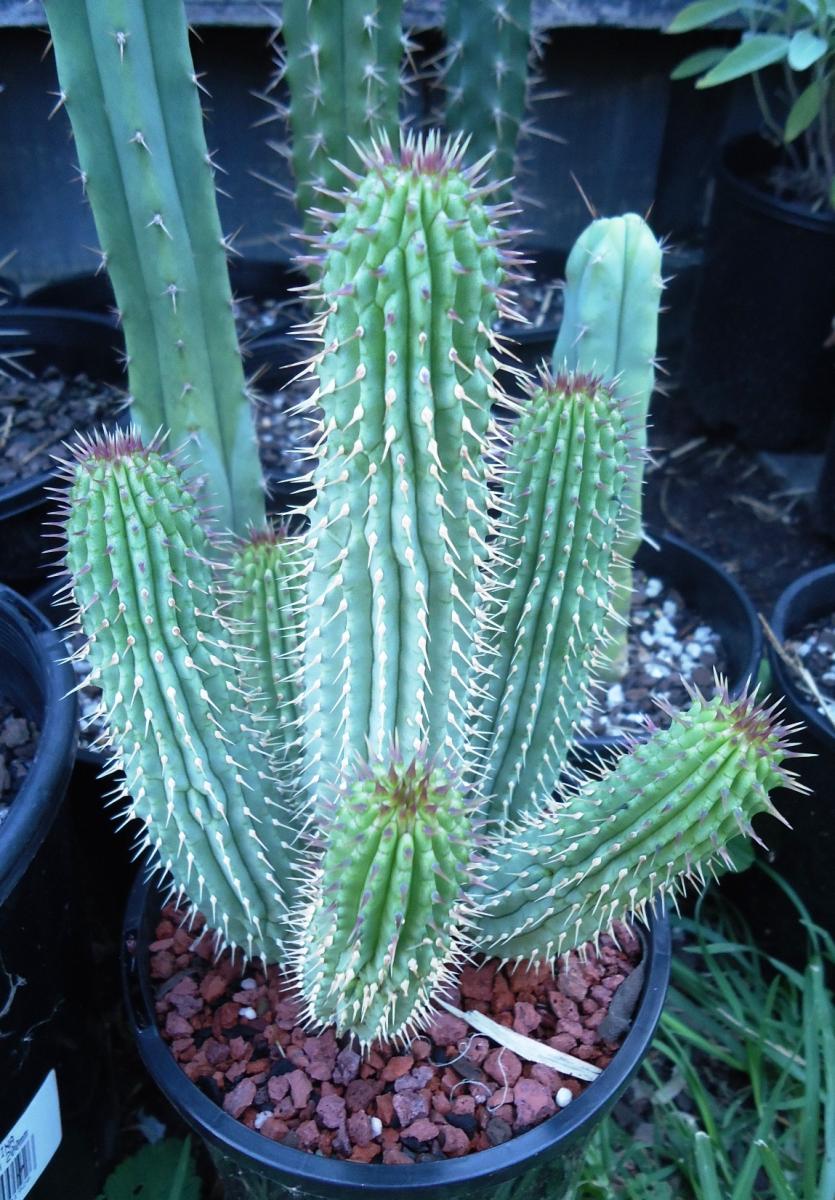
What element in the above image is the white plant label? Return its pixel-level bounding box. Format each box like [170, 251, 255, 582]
[0, 1071, 62, 1200]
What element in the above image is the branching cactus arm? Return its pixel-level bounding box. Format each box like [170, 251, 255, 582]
[279, 0, 403, 234]
[474, 687, 802, 961]
[58, 434, 294, 959]
[444, 0, 533, 199]
[44, 0, 264, 534]
[473, 371, 633, 825]
[552, 214, 664, 678]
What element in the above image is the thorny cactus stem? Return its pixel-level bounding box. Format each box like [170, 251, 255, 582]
[473, 685, 804, 961]
[57, 432, 291, 960]
[552, 214, 664, 680]
[296, 132, 522, 799]
[44, 0, 264, 535]
[443, 0, 536, 201]
[274, 0, 405, 236]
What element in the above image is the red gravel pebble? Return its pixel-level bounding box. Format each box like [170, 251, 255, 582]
[152, 905, 642, 1163]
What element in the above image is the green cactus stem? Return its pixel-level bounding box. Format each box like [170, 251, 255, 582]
[57, 431, 291, 958]
[296, 756, 478, 1046]
[444, 0, 534, 200]
[474, 685, 802, 962]
[474, 369, 634, 825]
[276, 0, 403, 235]
[44, 0, 264, 535]
[299, 132, 517, 798]
[227, 529, 304, 791]
[552, 214, 664, 679]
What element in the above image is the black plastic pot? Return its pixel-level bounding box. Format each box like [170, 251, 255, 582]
[682, 135, 835, 450]
[0, 276, 20, 305]
[741, 564, 835, 954]
[124, 871, 670, 1200]
[0, 308, 125, 595]
[25, 259, 306, 347]
[0, 588, 111, 1197]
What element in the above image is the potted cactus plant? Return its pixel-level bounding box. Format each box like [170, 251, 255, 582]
[41, 1, 803, 1194]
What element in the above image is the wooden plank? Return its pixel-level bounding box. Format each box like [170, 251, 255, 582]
[0, 0, 731, 31]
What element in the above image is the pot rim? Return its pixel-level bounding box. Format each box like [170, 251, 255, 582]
[769, 563, 835, 748]
[719, 134, 835, 236]
[0, 586, 78, 904]
[0, 307, 126, 516]
[123, 871, 670, 1196]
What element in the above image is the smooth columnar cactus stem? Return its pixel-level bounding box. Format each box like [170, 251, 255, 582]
[44, 0, 264, 535]
[58, 432, 291, 959]
[296, 757, 479, 1046]
[473, 686, 802, 962]
[552, 214, 664, 679]
[278, 0, 403, 235]
[444, 0, 533, 200]
[227, 530, 305, 791]
[300, 133, 515, 797]
[474, 370, 632, 825]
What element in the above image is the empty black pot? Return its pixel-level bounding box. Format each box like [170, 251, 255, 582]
[682, 135, 835, 450]
[124, 871, 670, 1200]
[26, 259, 306, 349]
[743, 564, 835, 956]
[0, 308, 125, 595]
[0, 587, 107, 1198]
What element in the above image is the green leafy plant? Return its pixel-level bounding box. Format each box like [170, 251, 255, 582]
[578, 876, 835, 1199]
[48, 0, 803, 1054]
[668, 0, 835, 210]
[98, 1138, 201, 1200]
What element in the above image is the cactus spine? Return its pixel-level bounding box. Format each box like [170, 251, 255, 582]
[277, 0, 403, 235]
[552, 214, 664, 678]
[443, 0, 534, 198]
[44, 1, 264, 536]
[57, 118, 801, 1049]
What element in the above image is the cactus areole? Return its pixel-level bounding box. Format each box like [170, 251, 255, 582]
[56, 134, 803, 1058]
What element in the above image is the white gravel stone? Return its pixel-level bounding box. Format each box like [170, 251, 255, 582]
[254, 1111, 271, 1130]
[661, 600, 677, 620]
[240, 978, 257, 990]
[556, 1088, 573, 1108]
[606, 684, 624, 707]
[685, 641, 702, 658]
[370, 1116, 383, 1137]
[645, 578, 663, 598]
[238, 1006, 257, 1020]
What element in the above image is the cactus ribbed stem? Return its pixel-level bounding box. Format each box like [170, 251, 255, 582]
[279, 0, 403, 234]
[444, 0, 533, 199]
[44, 0, 263, 535]
[474, 687, 801, 961]
[475, 371, 632, 824]
[300, 133, 512, 797]
[296, 758, 477, 1045]
[60, 433, 291, 958]
[552, 214, 664, 679]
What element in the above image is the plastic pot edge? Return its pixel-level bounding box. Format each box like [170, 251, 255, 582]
[122, 870, 670, 1198]
[768, 563, 835, 751]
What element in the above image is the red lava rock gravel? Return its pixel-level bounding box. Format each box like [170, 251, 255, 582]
[152, 904, 642, 1163]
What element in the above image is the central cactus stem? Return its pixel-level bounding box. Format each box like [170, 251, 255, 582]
[301, 133, 513, 796]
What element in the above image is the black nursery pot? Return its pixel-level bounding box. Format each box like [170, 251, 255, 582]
[124, 873, 670, 1200]
[0, 587, 99, 1197]
[25, 259, 306, 347]
[749, 564, 835, 950]
[682, 135, 835, 450]
[0, 308, 125, 595]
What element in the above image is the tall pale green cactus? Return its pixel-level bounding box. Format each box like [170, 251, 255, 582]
[443, 0, 535, 199]
[44, 0, 264, 535]
[553, 214, 664, 679]
[56, 121, 801, 1049]
[273, 0, 404, 235]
